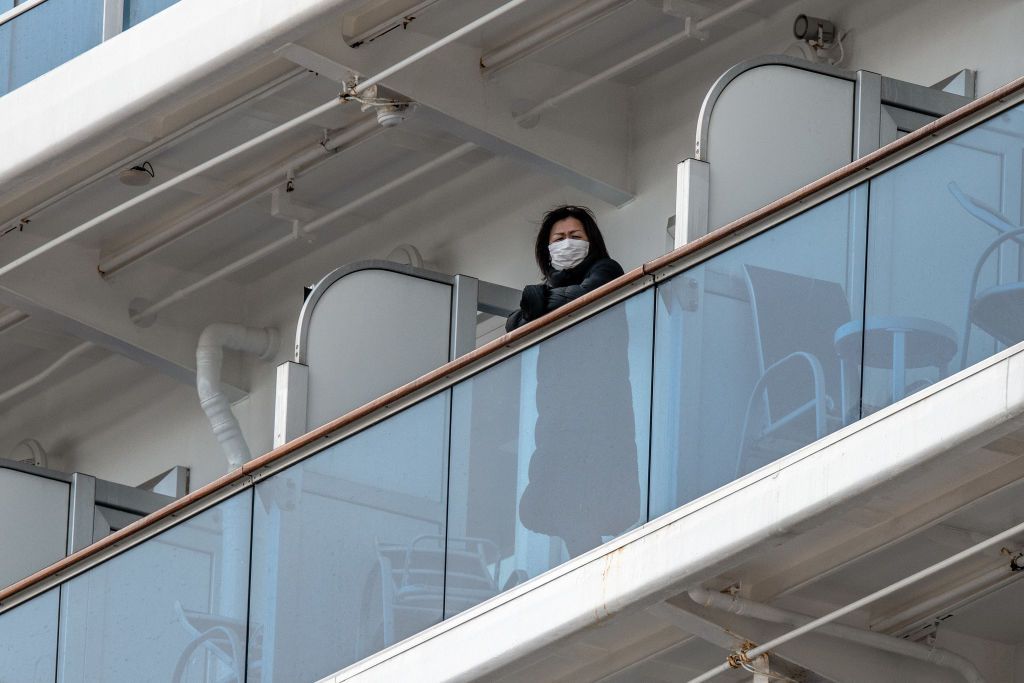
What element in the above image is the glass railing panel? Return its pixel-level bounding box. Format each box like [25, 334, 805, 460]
[0, 0, 103, 97]
[444, 290, 655, 617]
[649, 190, 868, 517]
[56, 490, 252, 682]
[247, 391, 451, 682]
[0, 588, 59, 682]
[123, 0, 180, 29]
[863, 103, 1024, 413]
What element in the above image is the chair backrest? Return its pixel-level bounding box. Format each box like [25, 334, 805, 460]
[744, 265, 852, 420]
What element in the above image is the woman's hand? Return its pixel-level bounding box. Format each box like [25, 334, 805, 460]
[521, 283, 550, 319]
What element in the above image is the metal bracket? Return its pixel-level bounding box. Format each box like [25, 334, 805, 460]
[676, 158, 710, 246]
[274, 362, 309, 447]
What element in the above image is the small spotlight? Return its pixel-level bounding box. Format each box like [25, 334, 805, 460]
[793, 14, 837, 45]
[375, 103, 411, 128]
[118, 161, 155, 187]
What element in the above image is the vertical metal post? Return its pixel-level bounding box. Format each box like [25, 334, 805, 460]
[853, 71, 882, 159]
[450, 275, 479, 361]
[892, 331, 906, 402]
[67, 473, 97, 553]
[102, 0, 125, 41]
[676, 158, 710, 247]
[751, 653, 771, 682]
[274, 361, 309, 448]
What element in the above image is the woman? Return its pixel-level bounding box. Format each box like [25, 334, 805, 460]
[505, 205, 624, 333]
[507, 205, 641, 558]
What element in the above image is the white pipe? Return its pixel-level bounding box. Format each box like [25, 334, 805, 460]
[352, 0, 532, 96]
[870, 562, 1017, 634]
[688, 588, 985, 683]
[1, 68, 308, 237]
[516, 0, 761, 123]
[480, 0, 635, 73]
[0, 342, 93, 406]
[0, 0, 48, 29]
[0, 98, 344, 282]
[0, 309, 29, 334]
[196, 324, 278, 471]
[132, 142, 476, 322]
[688, 515, 1024, 683]
[0, 0, 529, 281]
[97, 117, 382, 278]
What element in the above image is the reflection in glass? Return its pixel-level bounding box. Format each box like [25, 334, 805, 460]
[865, 104, 1024, 412]
[0, 589, 59, 682]
[57, 491, 252, 683]
[123, 0, 180, 28]
[446, 292, 654, 617]
[650, 190, 867, 517]
[248, 392, 450, 682]
[0, 0, 103, 97]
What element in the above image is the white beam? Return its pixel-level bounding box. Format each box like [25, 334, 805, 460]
[289, 29, 635, 206]
[0, 234, 242, 396]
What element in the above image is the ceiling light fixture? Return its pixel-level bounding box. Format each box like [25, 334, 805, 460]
[118, 161, 155, 187]
[355, 84, 414, 128]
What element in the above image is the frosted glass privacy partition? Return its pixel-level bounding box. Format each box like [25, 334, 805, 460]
[248, 392, 451, 682]
[299, 266, 454, 431]
[0, 0, 103, 97]
[703, 63, 855, 230]
[650, 190, 867, 517]
[445, 292, 654, 617]
[0, 466, 68, 590]
[863, 102, 1024, 412]
[0, 589, 58, 682]
[57, 491, 252, 683]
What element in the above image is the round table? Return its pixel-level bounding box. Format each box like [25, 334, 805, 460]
[834, 316, 958, 402]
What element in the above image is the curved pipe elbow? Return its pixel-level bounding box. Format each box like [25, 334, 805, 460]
[196, 324, 279, 471]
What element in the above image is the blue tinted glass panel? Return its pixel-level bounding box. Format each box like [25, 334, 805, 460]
[445, 291, 654, 617]
[650, 189, 867, 517]
[57, 492, 252, 682]
[0, 0, 103, 97]
[123, 0, 179, 28]
[0, 589, 58, 682]
[864, 104, 1024, 412]
[248, 392, 451, 682]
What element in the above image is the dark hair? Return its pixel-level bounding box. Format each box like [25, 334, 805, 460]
[533, 205, 610, 276]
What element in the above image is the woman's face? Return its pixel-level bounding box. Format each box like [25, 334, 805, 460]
[548, 217, 589, 244]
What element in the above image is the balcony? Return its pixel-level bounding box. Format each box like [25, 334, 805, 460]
[3, 48, 1024, 683]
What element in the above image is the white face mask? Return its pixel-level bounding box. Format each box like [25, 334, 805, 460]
[548, 238, 589, 270]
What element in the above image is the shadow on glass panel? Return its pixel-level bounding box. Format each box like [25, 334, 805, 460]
[445, 293, 654, 618]
[650, 190, 866, 518]
[360, 535, 502, 652]
[864, 106, 1024, 411]
[0, 589, 59, 682]
[57, 491, 252, 683]
[737, 264, 853, 474]
[953, 189, 1024, 368]
[248, 393, 450, 682]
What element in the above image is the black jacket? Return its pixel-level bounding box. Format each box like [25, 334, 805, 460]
[505, 257, 625, 332]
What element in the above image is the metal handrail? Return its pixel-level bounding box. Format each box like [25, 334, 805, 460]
[3, 71, 1024, 613]
[0, 0, 49, 29]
